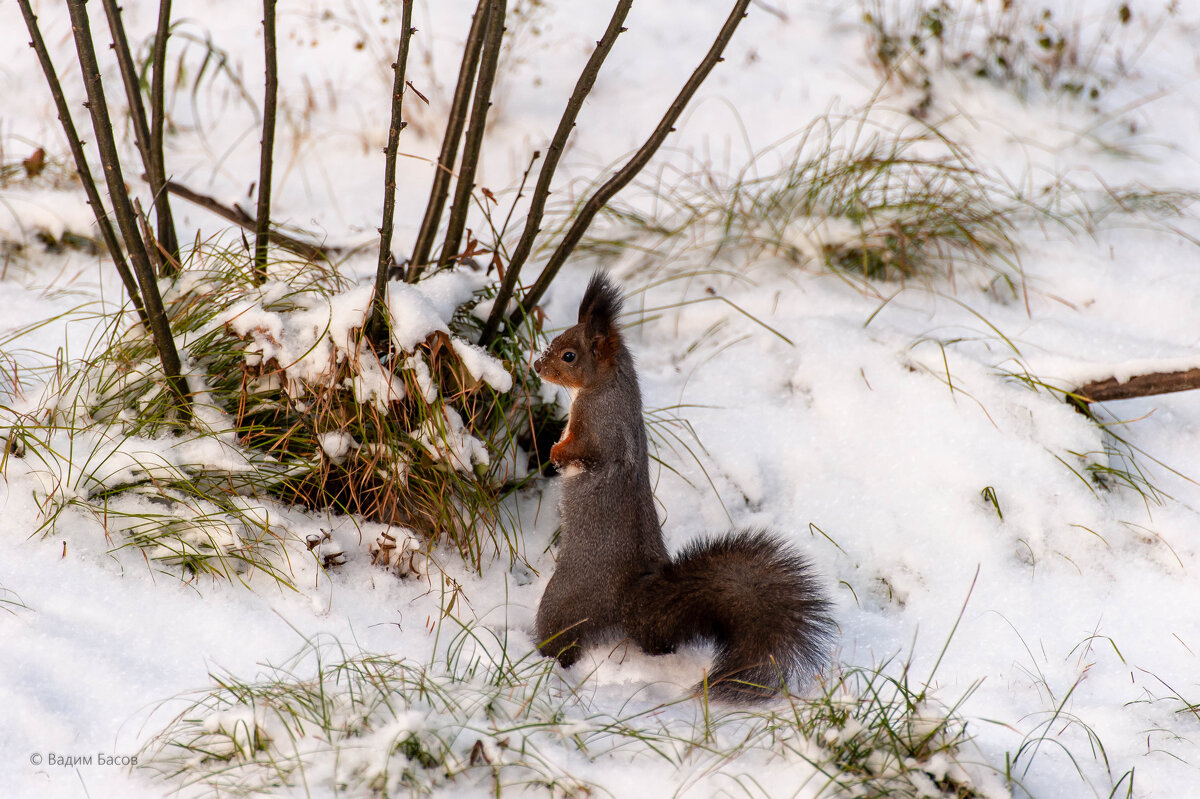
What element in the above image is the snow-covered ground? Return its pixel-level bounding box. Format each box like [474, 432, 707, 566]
[3, 0, 1200, 796]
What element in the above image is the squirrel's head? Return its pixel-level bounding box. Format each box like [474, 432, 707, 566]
[534, 271, 624, 390]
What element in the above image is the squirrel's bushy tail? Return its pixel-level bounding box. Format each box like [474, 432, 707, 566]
[623, 529, 835, 702]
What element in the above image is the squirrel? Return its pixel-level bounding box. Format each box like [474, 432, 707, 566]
[532, 272, 835, 702]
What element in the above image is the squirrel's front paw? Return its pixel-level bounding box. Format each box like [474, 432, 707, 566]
[549, 440, 576, 468]
[551, 445, 585, 477]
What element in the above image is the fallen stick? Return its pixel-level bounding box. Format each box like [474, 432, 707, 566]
[161, 179, 337, 262]
[1071, 368, 1200, 404]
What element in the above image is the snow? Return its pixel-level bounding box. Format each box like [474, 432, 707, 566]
[450, 337, 514, 392]
[383, 281, 453, 352]
[317, 429, 358, 461]
[217, 274, 508, 410]
[3, 0, 1200, 797]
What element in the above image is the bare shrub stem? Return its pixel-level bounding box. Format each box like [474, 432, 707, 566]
[407, 0, 490, 281]
[99, 0, 179, 273]
[515, 0, 752, 322]
[99, 1, 152, 190]
[253, 0, 278, 284]
[64, 0, 190, 420]
[438, 0, 507, 270]
[368, 0, 416, 343]
[150, 0, 180, 268]
[479, 0, 634, 346]
[17, 0, 147, 327]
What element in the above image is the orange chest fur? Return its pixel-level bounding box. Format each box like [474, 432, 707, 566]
[550, 407, 588, 466]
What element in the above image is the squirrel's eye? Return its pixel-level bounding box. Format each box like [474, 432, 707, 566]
[562, 351, 576, 364]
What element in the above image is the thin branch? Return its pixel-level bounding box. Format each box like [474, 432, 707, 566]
[438, 0, 506, 270]
[514, 0, 752, 323]
[407, 0, 490, 282]
[479, 0, 633, 347]
[65, 0, 190, 420]
[253, 0, 278, 284]
[367, 0, 416, 344]
[17, 0, 147, 327]
[161, 179, 334, 262]
[1072, 368, 1200, 404]
[150, 0, 180, 267]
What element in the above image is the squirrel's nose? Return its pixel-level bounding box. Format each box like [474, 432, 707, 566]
[533, 357, 543, 374]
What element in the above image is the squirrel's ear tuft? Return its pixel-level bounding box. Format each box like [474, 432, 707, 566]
[578, 271, 623, 337]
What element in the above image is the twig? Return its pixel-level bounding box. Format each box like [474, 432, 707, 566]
[65, 0, 190, 420]
[368, 0, 416, 344]
[162, 179, 334, 262]
[407, 0, 490, 281]
[514, 0, 753, 323]
[17, 0, 148, 327]
[1072, 368, 1200, 404]
[438, 0, 506, 270]
[133, 197, 159, 269]
[253, 0, 278, 284]
[496, 149, 541, 246]
[479, 0, 634, 347]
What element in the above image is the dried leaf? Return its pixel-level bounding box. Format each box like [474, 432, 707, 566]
[23, 148, 45, 178]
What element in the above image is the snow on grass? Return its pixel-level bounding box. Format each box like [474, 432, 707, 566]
[217, 274, 507, 410]
[0, 250, 521, 586]
[135, 628, 1014, 799]
[4, 0, 1200, 797]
